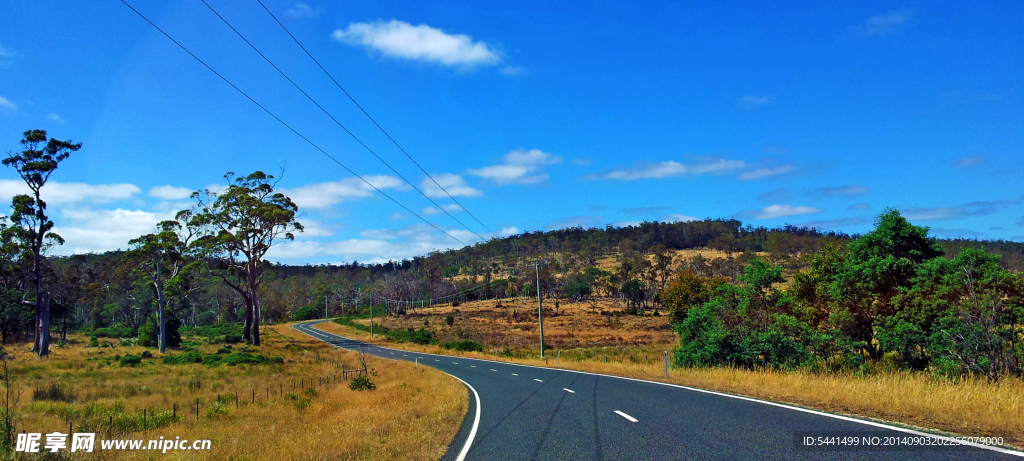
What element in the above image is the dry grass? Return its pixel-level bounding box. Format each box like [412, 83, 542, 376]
[320, 316, 1024, 450]
[7, 323, 465, 460]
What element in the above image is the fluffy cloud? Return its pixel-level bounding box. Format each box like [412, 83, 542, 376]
[737, 164, 796, 180]
[148, 185, 193, 200]
[742, 204, 823, 220]
[286, 3, 319, 18]
[796, 217, 868, 229]
[53, 208, 176, 255]
[332, 20, 501, 67]
[816, 185, 870, 196]
[902, 200, 1016, 221]
[594, 158, 744, 181]
[848, 203, 869, 210]
[46, 113, 64, 123]
[267, 223, 475, 263]
[467, 149, 561, 185]
[421, 173, 481, 198]
[498, 226, 520, 236]
[851, 9, 913, 37]
[543, 215, 603, 231]
[736, 95, 773, 110]
[281, 175, 407, 208]
[663, 214, 699, 223]
[0, 180, 140, 205]
[0, 96, 16, 110]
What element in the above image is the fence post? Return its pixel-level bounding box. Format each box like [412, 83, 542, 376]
[557, 350, 560, 364]
[144, 409, 147, 427]
[196, 399, 199, 422]
[235, 392, 238, 408]
[173, 403, 176, 420]
[664, 351, 669, 378]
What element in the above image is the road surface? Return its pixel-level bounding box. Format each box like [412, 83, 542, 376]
[293, 320, 1021, 460]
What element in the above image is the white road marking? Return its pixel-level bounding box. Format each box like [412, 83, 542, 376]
[534, 379, 543, 382]
[563, 388, 575, 393]
[453, 362, 458, 364]
[435, 359, 440, 362]
[512, 373, 518, 376]
[614, 411, 638, 423]
[471, 365, 476, 368]
[447, 375, 481, 461]
[490, 369, 497, 372]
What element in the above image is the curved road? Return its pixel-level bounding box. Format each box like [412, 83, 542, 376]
[294, 320, 1021, 460]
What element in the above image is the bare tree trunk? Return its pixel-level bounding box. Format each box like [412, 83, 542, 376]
[39, 294, 50, 357]
[242, 300, 252, 341]
[155, 254, 167, 353]
[252, 295, 261, 346]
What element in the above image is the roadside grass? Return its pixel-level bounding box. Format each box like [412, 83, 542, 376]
[317, 319, 1024, 450]
[8, 323, 465, 460]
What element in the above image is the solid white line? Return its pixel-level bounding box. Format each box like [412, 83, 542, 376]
[534, 379, 543, 382]
[614, 410, 638, 423]
[297, 321, 1024, 458]
[448, 375, 482, 461]
[563, 388, 575, 393]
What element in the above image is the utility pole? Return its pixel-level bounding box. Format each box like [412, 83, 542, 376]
[325, 295, 329, 320]
[536, 261, 544, 358]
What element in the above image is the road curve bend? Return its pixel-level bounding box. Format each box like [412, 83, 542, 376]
[293, 320, 1022, 461]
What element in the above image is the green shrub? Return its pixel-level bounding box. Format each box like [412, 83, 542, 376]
[162, 351, 203, 365]
[119, 355, 142, 367]
[441, 340, 485, 352]
[224, 334, 242, 344]
[292, 304, 322, 321]
[93, 326, 133, 338]
[349, 376, 376, 391]
[385, 327, 433, 345]
[141, 350, 153, 359]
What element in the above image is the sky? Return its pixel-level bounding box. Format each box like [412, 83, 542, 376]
[0, 1, 1021, 264]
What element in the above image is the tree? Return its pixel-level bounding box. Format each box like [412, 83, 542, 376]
[191, 171, 302, 346]
[3, 129, 80, 357]
[128, 212, 199, 353]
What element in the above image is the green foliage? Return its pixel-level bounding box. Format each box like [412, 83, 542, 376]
[441, 340, 485, 352]
[291, 304, 321, 321]
[162, 350, 282, 367]
[89, 307, 107, 330]
[348, 376, 376, 391]
[119, 355, 142, 367]
[385, 327, 433, 345]
[93, 326, 134, 338]
[445, 315, 454, 327]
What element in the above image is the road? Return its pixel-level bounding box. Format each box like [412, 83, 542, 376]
[294, 320, 1021, 460]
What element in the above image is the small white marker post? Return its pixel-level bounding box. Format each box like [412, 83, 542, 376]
[557, 350, 560, 364]
[415, 357, 418, 367]
[664, 351, 669, 378]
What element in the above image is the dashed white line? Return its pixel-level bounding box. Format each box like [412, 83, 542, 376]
[471, 365, 476, 368]
[614, 410, 638, 423]
[453, 362, 458, 364]
[490, 369, 497, 372]
[435, 359, 440, 362]
[563, 388, 575, 394]
[512, 373, 518, 376]
[534, 379, 543, 383]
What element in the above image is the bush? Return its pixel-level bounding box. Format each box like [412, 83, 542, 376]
[119, 355, 143, 367]
[385, 327, 433, 345]
[93, 326, 133, 338]
[224, 334, 242, 344]
[141, 350, 153, 359]
[292, 304, 322, 321]
[441, 340, 485, 352]
[349, 376, 376, 391]
[32, 383, 76, 402]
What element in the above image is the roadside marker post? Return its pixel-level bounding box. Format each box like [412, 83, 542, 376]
[664, 351, 669, 378]
[557, 350, 560, 364]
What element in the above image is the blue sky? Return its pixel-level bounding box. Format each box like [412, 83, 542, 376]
[0, 1, 1021, 263]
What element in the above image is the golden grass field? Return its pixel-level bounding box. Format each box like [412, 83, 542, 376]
[321, 299, 1024, 450]
[7, 323, 465, 460]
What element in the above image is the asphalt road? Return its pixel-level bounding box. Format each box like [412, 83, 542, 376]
[294, 320, 1022, 460]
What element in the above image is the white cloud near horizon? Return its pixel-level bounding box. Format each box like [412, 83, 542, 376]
[282, 175, 408, 208]
[952, 156, 986, 168]
[817, 185, 870, 196]
[0, 96, 16, 110]
[148, 185, 193, 201]
[0, 180, 140, 205]
[467, 149, 561, 185]
[737, 164, 796, 180]
[663, 214, 699, 223]
[52, 208, 176, 255]
[745, 204, 823, 220]
[499, 226, 519, 236]
[332, 20, 501, 67]
[593, 158, 745, 181]
[286, 3, 319, 18]
[421, 173, 482, 198]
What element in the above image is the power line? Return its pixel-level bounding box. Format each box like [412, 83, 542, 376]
[118, 0, 468, 247]
[200, 0, 486, 242]
[255, 0, 498, 239]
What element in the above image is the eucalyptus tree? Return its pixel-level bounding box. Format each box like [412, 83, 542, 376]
[3, 130, 80, 357]
[128, 211, 200, 352]
[190, 171, 301, 346]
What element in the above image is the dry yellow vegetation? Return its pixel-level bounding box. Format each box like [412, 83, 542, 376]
[320, 304, 1024, 450]
[8, 323, 465, 460]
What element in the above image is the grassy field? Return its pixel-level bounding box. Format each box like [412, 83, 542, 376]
[321, 300, 1024, 450]
[7, 323, 465, 460]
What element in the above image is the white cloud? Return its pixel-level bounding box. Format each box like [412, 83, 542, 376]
[737, 164, 796, 180]
[423, 207, 441, 216]
[442, 203, 464, 212]
[332, 20, 501, 67]
[282, 175, 407, 208]
[816, 185, 870, 195]
[663, 214, 699, 223]
[544, 215, 603, 231]
[610, 220, 641, 228]
[148, 185, 193, 200]
[0, 96, 15, 110]
[0, 180, 140, 205]
[500, 65, 527, 76]
[421, 173, 481, 198]
[852, 9, 913, 37]
[0, 44, 12, 59]
[736, 95, 773, 110]
[597, 158, 745, 181]
[46, 113, 64, 123]
[286, 3, 319, 18]
[52, 208, 176, 255]
[467, 149, 561, 185]
[747, 204, 823, 220]
[390, 212, 408, 220]
[268, 223, 473, 262]
[499, 226, 519, 236]
[901, 207, 964, 221]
